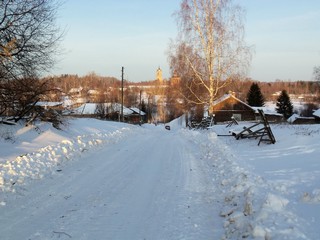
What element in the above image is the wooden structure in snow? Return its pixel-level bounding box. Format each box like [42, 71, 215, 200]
[229, 109, 276, 145]
[189, 116, 215, 130]
[225, 116, 239, 128]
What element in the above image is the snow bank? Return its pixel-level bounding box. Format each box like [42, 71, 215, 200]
[181, 128, 311, 239]
[0, 120, 135, 198]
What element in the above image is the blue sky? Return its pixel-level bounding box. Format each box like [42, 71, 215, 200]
[53, 0, 320, 82]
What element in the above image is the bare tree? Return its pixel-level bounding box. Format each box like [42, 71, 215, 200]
[0, 0, 63, 123]
[169, 0, 251, 115]
[0, 0, 63, 79]
[0, 77, 57, 122]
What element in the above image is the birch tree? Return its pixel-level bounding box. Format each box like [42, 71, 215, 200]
[169, 0, 251, 114]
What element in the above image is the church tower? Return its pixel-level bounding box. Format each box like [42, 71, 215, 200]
[156, 67, 163, 83]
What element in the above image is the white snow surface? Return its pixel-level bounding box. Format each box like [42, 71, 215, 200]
[0, 117, 320, 239]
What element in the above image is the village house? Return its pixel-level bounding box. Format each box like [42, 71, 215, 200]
[69, 87, 83, 97]
[87, 89, 100, 102]
[210, 93, 256, 122]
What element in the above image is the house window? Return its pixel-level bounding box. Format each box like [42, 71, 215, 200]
[233, 114, 242, 121]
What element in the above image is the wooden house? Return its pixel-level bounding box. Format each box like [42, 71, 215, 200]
[126, 107, 146, 124]
[211, 93, 255, 122]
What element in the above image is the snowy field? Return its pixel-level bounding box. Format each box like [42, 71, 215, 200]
[0, 117, 319, 239]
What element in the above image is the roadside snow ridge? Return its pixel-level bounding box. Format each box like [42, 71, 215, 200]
[0, 128, 132, 195]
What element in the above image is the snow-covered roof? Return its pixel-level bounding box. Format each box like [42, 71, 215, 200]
[130, 107, 146, 115]
[72, 103, 133, 116]
[313, 109, 320, 118]
[72, 103, 96, 115]
[287, 114, 315, 123]
[36, 101, 63, 107]
[287, 114, 300, 123]
[75, 98, 86, 104]
[105, 103, 133, 116]
[251, 106, 282, 116]
[87, 89, 99, 95]
[212, 94, 253, 110]
[69, 87, 83, 93]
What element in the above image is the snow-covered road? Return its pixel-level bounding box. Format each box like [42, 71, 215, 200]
[1, 127, 217, 240]
[1, 118, 319, 239]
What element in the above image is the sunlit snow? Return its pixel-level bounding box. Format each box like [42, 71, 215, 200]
[0, 117, 319, 239]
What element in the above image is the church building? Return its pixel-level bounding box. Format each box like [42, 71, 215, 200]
[156, 67, 163, 83]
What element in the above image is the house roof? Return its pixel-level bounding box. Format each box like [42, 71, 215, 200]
[251, 106, 282, 116]
[130, 107, 146, 115]
[87, 89, 99, 95]
[313, 109, 320, 118]
[288, 114, 315, 123]
[36, 101, 63, 107]
[71, 103, 134, 116]
[287, 114, 300, 123]
[72, 103, 97, 115]
[212, 93, 253, 110]
[69, 87, 83, 93]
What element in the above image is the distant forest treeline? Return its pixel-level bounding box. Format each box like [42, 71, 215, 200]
[45, 73, 320, 103]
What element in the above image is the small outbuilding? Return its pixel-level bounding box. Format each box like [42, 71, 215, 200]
[251, 107, 284, 122]
[288, 114, 316, 124]
[127, 107, 146, 124]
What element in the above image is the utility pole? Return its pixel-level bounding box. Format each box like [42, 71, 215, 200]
[139, 89, 142, 125]
[121, 66, 124, 122]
